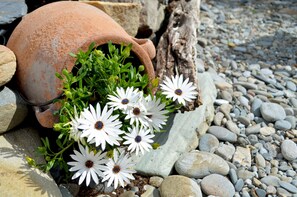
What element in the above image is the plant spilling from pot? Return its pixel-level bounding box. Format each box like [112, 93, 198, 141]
[26, 42, 198, 190]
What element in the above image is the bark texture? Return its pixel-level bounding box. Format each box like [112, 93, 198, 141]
[155, 0, 201, 109]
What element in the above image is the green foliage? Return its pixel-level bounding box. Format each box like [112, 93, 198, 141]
[35, 42, 153, 175]
[57, 42, 150, 123]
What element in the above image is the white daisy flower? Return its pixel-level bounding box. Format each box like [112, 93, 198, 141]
[67, 144, 107, 186]
[67, 106, 85, 144]
[160, 74, 198, 106]
[123, 126, 154, 155]
[102, 151, 136, 189]
[125, 100, 149, 127]
[107, 87, 140, 112]
[78, 103, 124, 151]
[144, 95, 168, 132]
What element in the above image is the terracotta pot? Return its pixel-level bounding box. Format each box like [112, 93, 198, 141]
[7, 1, 156, 128]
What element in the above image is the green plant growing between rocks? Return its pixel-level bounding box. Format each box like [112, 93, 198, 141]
[27, 42, 198, 188]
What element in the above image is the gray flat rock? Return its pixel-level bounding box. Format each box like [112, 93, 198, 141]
[0, 0, 27, 25]
[0, 126, 62, 196]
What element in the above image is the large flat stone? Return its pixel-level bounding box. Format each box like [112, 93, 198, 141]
[81, 1, 141, 36]
[135, 72, 217, 177]
[0, 126, 62, 197]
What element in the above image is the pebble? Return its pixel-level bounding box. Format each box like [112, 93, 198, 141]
[279, 181, 297, 194]
[201, 174, 235, 197]
[235, 179, 244, 192]
[175, 151, 229, 179]
[285, 116, 296, 129]
[198, 133, 219, 153]
[260, 103, 286, 122]
[226, 120, 240, 134]
[281, 140, 297, 161]
[289, 98, 297, 108]
[286, 170, 296, 177]
[242, 190, 251, 197]
[214, 99, 229, 105]
[266, 185, 277, 195]
[149, 176, 163, 188]
[238, 116, 251, 127]
[248, 134, 259, 145]
[245, 124, 261, 135]
[237, 169, 255, 180]
[275, 119, 292, 130]
[213, 112, 225, 126]
[141, 185, 159, 197]
[251, 98, 263, 117]
[221, 90, 233, 102]
[259, 126, 276, 136]
[256, 189, 266, 197]
[215, 143, 235, 160]
[234, 82, 258, 90]
[159, 175, 202, 197]
[219, 103, 233, 119]
[286, 81, 297, 92]
[119, 191, 135, 197]
[277, 187, 294, 197]
[229, 168, 238, 185]
[207, 126, 237, 142]
[215, 81, 232, 90]
[260, 175, 281, 187]
[255, 153, 266, 168]
[233, 146, 252, 168]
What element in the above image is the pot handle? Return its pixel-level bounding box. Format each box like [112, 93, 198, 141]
[33, 103, 61, 128]
[132, 37, 156, 60]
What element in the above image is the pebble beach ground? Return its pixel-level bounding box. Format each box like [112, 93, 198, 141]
[194, 0, 297, 196]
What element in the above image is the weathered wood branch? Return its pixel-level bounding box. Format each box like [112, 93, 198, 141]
[155, 0, 201, 109]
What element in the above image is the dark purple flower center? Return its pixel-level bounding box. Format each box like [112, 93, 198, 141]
[133, 107, 141, 116]
[112, 165, 121, 174]
[135, 135, 142, 143]
[85, 160, 94, 168]
[175, 88, 183, 96]
[121, 98, 129, 105]
[95, 121, 104, 130]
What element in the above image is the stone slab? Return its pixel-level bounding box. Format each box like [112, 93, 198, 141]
[0, 126, 62, 197]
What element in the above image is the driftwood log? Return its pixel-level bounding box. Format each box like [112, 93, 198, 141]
[155, 0, 201, 109]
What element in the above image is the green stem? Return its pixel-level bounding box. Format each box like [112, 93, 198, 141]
[53, 141, 75, 160]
